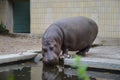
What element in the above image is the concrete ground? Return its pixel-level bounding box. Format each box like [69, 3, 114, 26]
[0, 34, 41, 55]
[65, 38, 120, 70]
[0, 34, 120, 61]
[65, 45, 120, 70]
[0, 34, 120, 70]
[88, 46, 120, 60]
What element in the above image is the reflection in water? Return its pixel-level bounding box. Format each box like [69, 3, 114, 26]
[42, 66, 63, 80]
[0, 64, 88, 80]
[0, 63, 119, 80]
[0, 71, 13, 80]
[0, 67, 31, 80]
[14, 67, 30, 80]
[42, 66, 96, 80]
[42, 65, 79, 80]
[42, 65, 96, 80]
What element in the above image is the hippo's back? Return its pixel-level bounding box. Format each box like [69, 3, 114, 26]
[54, 16, 98, 51]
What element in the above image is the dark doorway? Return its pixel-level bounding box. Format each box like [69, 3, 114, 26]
[13, 0, 30, 33]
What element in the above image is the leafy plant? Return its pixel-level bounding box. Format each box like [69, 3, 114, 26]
[73, 56, 90, 80]
[8, 74, 15, 80]
[0, 22, 9, 34]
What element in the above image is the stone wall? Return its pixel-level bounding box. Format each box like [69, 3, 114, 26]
[0, 0, 119, 38]
[30, 0, 120, 38]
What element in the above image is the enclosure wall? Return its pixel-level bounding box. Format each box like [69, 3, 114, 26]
[30, 0, 120, 38]
[0, 0, 13, 32]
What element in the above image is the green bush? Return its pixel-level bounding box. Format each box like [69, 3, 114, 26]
[0, 22, 9, 34]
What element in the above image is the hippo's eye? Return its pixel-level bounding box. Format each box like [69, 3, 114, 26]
[43, 48, 47, 52]
[54, 44, 57, 47]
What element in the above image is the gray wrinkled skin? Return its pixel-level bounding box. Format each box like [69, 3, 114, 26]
[42, 16, 98, 65]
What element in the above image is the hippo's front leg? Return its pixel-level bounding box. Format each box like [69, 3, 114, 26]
[60, 48, 71, 59]
[62, 48, 69, 55]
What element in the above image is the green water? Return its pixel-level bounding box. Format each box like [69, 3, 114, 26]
[0, 61, 119, 80]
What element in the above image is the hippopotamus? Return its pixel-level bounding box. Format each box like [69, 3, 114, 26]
[42, 16, 98, 65]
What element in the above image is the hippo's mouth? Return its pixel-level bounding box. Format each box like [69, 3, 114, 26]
[43, 59, 59, 66]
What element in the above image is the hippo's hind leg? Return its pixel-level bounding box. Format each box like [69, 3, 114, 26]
[76, 46, 90, 56]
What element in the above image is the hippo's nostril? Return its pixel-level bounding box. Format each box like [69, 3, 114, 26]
[43, 58, 48, 63]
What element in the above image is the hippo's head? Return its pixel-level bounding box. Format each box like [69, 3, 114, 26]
[42, 39, 61, 65]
